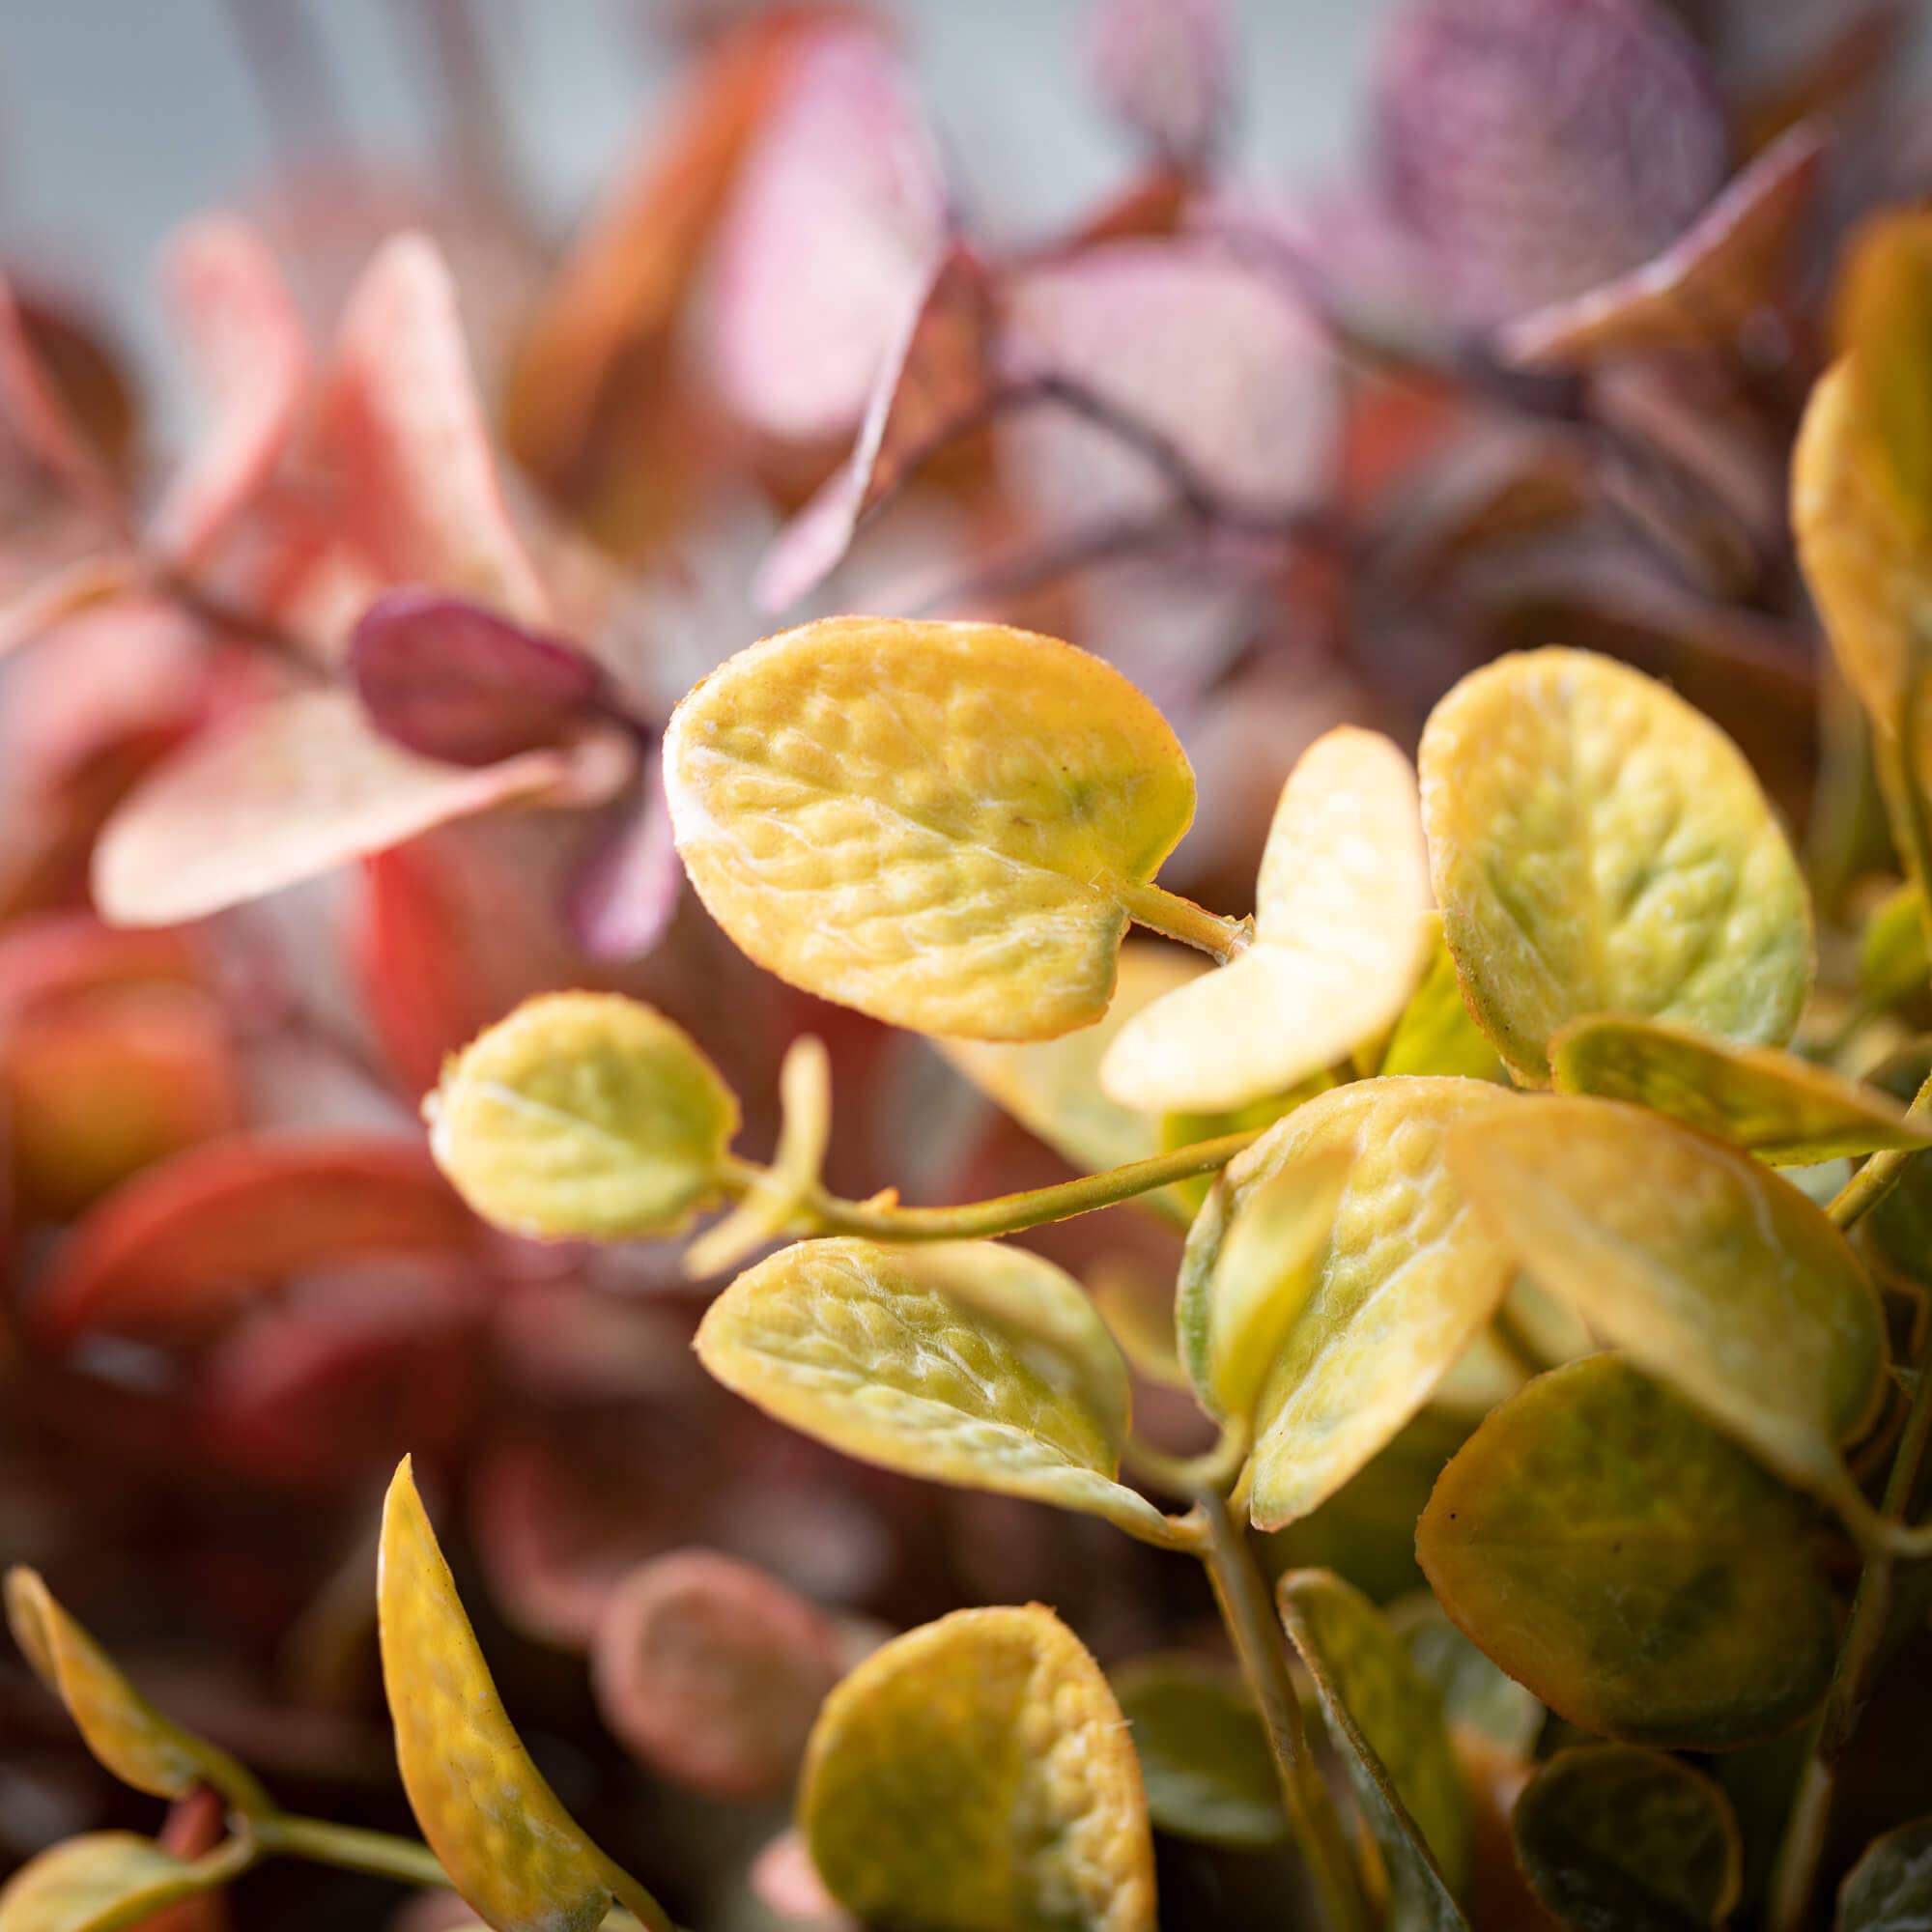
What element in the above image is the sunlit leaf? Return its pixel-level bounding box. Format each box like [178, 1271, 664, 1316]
[1388, 1596, 1544, 1758]
[800, 1604, 1156, 1932]
[0, 1833, 209, 1932]
[1840, 1815, 1932, 1931]
[1421, 648, 1811, 1085]
[1110, 1656, 1284, 1850]
[1551, 1013, 1932, 1164]
[1379, 915, 1508, 1082]
[1416, 1355, 1838, 1748]
[427, 992, 740, 1241]
[1859, 882, 1928, 1011]
[1179, 1078, 1518, 1527]
[1276, 1570, 1471, 1925]
[1835, 212, 1932, 536]
[664, 617, 1195, 1039]
[1082, 0, 1233, 169]
[1512, 1744, 1741, 1931]
[378, 1460, 668, 1932]
[1447, 1096, 1888, 1509]
[1102, 727, 1432, 1112]
[695, 1236, 1169, 1542]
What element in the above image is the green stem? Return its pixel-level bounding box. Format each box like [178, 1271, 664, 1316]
[1119, 881, 1254, 963]
[1122, 1423, 1250, 1501]
[1195, 1492, 1371, 1932]
[255, 1814, 451, 1889]
[1829, 1063, 1932, 1232]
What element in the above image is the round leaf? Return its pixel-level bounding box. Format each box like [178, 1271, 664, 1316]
[1446, 1095, 1889, 1508]
[663, 616, 1196, 1040]
[0, 1833, 207, 1932]
[799, 1604, 1156, 1932]
[427, 992, 740, 1240]
[1840, 1815, 1932, 1931]
[1512, 1744, 1742, 1932]
[1416, 1355, 1839, 1748]
[1420, 647, 1811, 1085]
[1109, 1657, 1285, 1850]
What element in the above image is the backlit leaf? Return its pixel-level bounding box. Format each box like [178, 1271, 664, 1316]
[378, 1460, 669, 1932]
[1859, 882, 1928, 1011]
[1416, 1355, 1838, 1748]
[1277, 1570, 1471, 1924]
[1836, 213, 1932, 535]
[0, 1833, 208, 1932]
[1179, 1078, 1518, 1526]
[694, 1236, 1169, 1542]
[428, 992, 740, 1241]
[1512, 1744, 1741, 1931]
[1551, 1013, 1932, 1164]
[1420, 647, 1811, 1085]
[1110, 1656, 1284, 1850]
[1840, 1816, 1932, 1931]
[1447, 1096, 1888, 1509]
[664, 617, 1196, 1039]
[1379, 915, 1508, 1082]
[799, 1604, 1156, 1932]
[1101, 727, 1432, 1112]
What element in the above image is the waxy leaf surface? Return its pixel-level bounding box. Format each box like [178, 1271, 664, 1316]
[665, 618, 1195, 1039]
[1109, 1657, 1284, 1850]
[1840, 1816, 1932, 1931]
[799, 1605, 1156, 1932]
[695, 1236, 1166, 1540]
[1448, 1096, 1888, 1506]
[1511, 1744, 1741, 1932]
[429, 992, 740, 1241]
[1551, 1014, 1932, 1165]
[1179, 1078, 1518, 1526]
[1416, 1356, 1838, 1747]
[1102, 727, 1431, 1112]
[0, 1833, 207, 1932]
[1420, 647, 1810, 1085]
[1277, 1571, 1471, 1927]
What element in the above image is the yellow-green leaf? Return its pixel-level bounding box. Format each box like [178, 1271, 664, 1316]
[1277, 1570, 1471, 1926]
[377, 1460, 670, 1932]
[1836, 212, 1932, 534]
[1179, 1078, 1519, 1527]
[1380, 915, 1508, 1082]
[1110, 1656, 1286, 1850]
[694, 1237, 1170, 1543]
[1446, 1095, 1889, 1510]
[799, 1604, 1156, 1932]
[4, 1570, 264, 1810]
[0, 1833, 209, 1932]
[1859, 882, 1929, 1010]
[426, 992, 739, 1241]
[1840, 1816, 1932, 1931]
[664, 616, 1196, 1040]
[1102, 727, 1432, 1111]
[1551, 1013, 1932, 1164]
[1511, 1744, 1742, 1932]
[1416, 1355, 1838, 1748]
[1419, 647, 1811, 1085]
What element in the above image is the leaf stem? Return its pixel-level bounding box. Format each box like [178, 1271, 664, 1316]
[1829, 1063, 1932, 1231]
[1121, 1422, 1250, 1500]
[1119, 881, 1254, 963]
[253, 1813, 451, 1889]
[1196, 1490, 1371, 1932]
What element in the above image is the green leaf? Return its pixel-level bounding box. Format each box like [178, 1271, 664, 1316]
[1416, 1355, 1838, 1748]
[1550, 1013, 1932, 1164]
[1859, 882, 1929, 1010]
[1179, 1077, 1519, 1528]
[694, 1237, 1171, 1543]
[1839, 1815, 1932, 1930]
[1447, 1095, 1889, 1511]
[1420, 647, 1811, 1085]
[1379, 915, 1509, 1082]
[800, 1604, 1156, 1932]
[1512, 1744, 1742, 1931]
[427, 991, 740, 1240]
[0, 1834, 211, 1932]
[1110, 1657, 1286, 1850]
[664, 616, 1196, 1040]
[1277, 1570, 1471, 1927]
[1388, 1596, 1544, 1757]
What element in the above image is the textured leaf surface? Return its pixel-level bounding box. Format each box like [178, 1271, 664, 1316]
[0, 1833, 205, 1932]
[379, 1461, 665, 1932]
[1179, 1078, 1517, 1525]
[665, 617, 1195, 1039]
[1277, 1571, 1471, 1928]
[1416, 1356, 1838, 1747]
[800, 1605, 1156, 1932]
[1103, 727, 1431, 1111]
[1512, 1744, 1741, 1932]
[696, 1237, 1166, 1538]
[1420, 648, 1811, 1085]
[428, 993, 739, 1241]
[1551, 1014, 1932, 1164]
[1840, 1816, 1932, 1931]
[1448, 1096, 1888, 1505]
[1110, 1657, 1284, 1849]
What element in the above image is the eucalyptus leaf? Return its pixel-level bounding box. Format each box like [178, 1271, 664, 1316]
[1839, 1815, 1932, 1930]
[1110, 1656, 1286, 1850]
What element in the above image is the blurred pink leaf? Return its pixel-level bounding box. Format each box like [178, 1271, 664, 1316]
[750, 1832, 861, 1930]
[562, 754, 683, 964]
[1082, 0, 1235, 171]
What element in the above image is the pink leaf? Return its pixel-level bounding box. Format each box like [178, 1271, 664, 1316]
[562, 754, 683, 963]
[1082, 0, 1235, 170]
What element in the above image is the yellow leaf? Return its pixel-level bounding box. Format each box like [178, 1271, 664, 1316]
[663, 616, 1196, 1040]
[695, 1237, 1170, 1543]
[1551, 1012, 1932, 1164]
[1179, 1078, 1519, 1528]
[1417, 1356, 1837, 1748]
[1379, 915, 1508, 1082]
[426, 992, 739, 1240]
[1420, 647, 1811, 1085]
[377, 1460, 670, 1932]
[1101, 728, 1432, 1111]
[0, 1833, 205, 1932]
[1447, 1095, 1888, 1509]
[799, 1604, 1156, 1932]
[1835, 212, 1932, 535]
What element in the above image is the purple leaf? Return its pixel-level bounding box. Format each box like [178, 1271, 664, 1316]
[1082, 0, 1236, 170]
[562, 753, 683, 964]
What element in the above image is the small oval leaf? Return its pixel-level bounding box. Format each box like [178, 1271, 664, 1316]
[1840, 1815, 1932, 1931]
[799, 1604, 1156, 1932]
[0, 1833, 206, 1932]
[1109, 1656, 1285, 1850]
